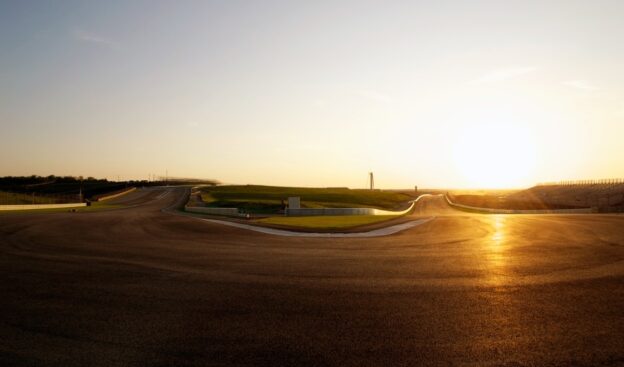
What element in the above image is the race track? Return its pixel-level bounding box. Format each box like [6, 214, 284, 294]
[1, 187, 623, 366]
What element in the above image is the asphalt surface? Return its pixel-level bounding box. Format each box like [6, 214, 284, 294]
[1, 187, 623, 366]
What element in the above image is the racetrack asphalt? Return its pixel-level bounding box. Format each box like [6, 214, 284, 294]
[1, 187, 623, 366]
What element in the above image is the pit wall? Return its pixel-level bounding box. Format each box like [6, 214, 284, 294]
[445, 195, 596, 214]
[284, 198, 419, 217]
[0, 203, 87, 211]
[96, 187, 136, 202]
[185, 206, 240, 216]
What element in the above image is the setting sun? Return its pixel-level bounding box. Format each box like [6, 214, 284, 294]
[454, 122, 536, 188]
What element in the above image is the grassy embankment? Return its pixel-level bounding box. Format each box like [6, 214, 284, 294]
[448, 190, 586, 210]
[200, 185, 415, 214]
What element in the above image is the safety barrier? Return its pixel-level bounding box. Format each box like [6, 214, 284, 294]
[0, 203, 87, 211]
[285, 197, 421, 216]
[95, 187, 136, 201]
[185, 206, 240, 216]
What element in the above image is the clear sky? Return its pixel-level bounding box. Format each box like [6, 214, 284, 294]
[1, 0, 623, 188]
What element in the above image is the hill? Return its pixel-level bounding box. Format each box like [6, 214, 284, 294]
[449, 180, 624, 212]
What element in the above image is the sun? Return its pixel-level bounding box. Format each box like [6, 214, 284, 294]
[453, 122, 536, 189]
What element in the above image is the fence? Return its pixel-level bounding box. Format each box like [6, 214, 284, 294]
[537, 178, 624, 186]
[530, 180, 624, 210]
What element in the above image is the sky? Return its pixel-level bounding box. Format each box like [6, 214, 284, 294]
[1, 0, 624, 189]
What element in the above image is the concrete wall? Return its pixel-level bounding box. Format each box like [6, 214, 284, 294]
[445, 195, 595, 214]
[285, 200, 417, 216]
[285, 207, 376, 216]
[96, 187, 136, 202]
[0, 203, 87, 211]
[185, 206, 240, 216]
[288, 197, 301, 209]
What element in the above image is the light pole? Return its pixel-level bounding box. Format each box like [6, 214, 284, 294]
[79, 177, 83, 202]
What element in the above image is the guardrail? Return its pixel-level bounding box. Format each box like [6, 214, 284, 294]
[445, 195, 596, 214]
[0, 203, 87, 211]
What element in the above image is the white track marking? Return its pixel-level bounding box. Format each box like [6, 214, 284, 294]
[156, 189, 172, 200]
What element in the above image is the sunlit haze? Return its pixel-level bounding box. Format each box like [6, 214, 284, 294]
[2, 1, 624, 188]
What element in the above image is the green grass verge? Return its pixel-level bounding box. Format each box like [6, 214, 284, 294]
[256, 215, 399, 229]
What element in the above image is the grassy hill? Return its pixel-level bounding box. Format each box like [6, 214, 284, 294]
[449, 182, 624, 212]
[448, 193, 582, 210]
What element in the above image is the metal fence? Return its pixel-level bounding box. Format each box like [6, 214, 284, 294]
[537, 178, 624, 186]
[531, 179, 624, 211]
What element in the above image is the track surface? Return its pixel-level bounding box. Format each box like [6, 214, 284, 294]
[1, 187, 624, 366]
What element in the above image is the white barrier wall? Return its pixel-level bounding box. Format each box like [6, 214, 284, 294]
[445, 195, 595, 214]
[96, 187, 136, 201]
[185, 206, 240, 216]
[0, 203, 87, 211]
[285, 200, 417, 217]
[285, 208, 375, 216]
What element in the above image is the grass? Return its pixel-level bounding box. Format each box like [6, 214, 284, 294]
[256, 215, 400, 229]
[201, 185, 414, 214]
